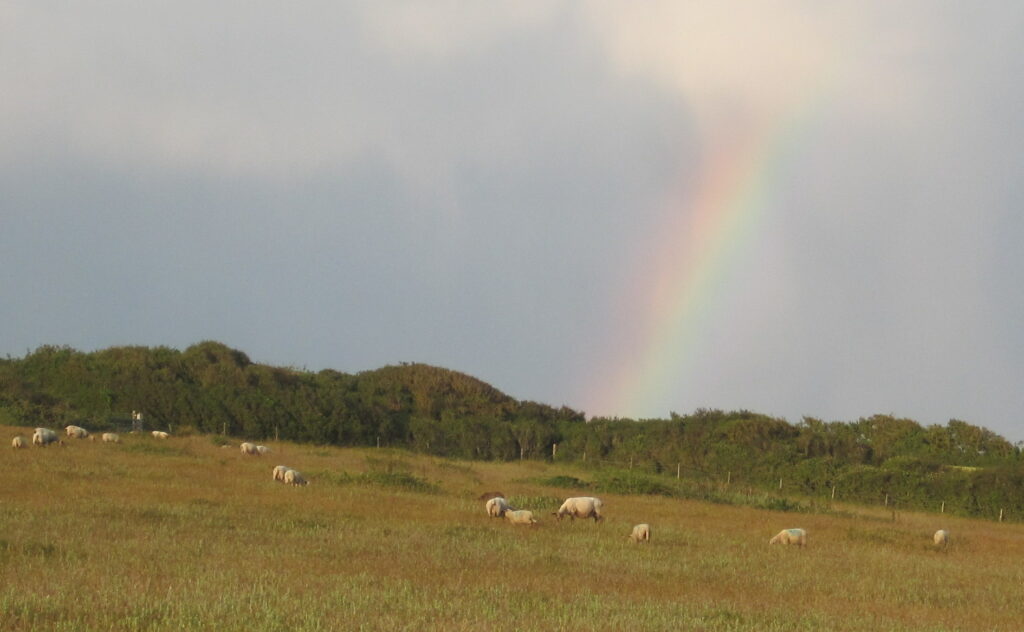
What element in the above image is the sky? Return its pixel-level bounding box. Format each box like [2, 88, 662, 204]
[2, 2, 1023, 440]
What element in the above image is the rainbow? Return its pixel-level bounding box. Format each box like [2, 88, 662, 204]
[588, 107, 812, 420]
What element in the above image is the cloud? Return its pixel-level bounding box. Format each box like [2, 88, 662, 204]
[1, 1, 1022, 440]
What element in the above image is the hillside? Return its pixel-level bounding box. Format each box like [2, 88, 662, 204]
[1, 342, 1022, 520]
[3, 432, 1024, 631]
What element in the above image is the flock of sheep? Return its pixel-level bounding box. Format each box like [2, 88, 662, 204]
[11, 425, 173, 448]
[480, 492, 645, 544]
[237, 440, 309, 486]
[11, 426, 952, 549]
[12, 425, 142, 448]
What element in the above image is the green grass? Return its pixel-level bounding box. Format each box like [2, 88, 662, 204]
[2, 425, 1023, 630]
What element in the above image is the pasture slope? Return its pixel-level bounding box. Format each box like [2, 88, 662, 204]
[2, 425, 1023, 631]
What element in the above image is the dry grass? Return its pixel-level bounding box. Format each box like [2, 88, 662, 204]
[2, 424, 1023, 631]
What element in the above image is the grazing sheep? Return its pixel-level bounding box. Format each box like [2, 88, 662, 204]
[272, 465, 291, 482]
[934, 529, 950, 548]
[486, 496, 512, 518]
[101, 432, 120, 444]
[504, 510, 537, 525]
[283, 469, 308, 486]
[11, 436, 28, 449]
[239, 442, 259, 456]
[769, 528, 807, 547]
[151, 431, 170, 439]
[629, 523, 651, 543]
[32, 428, 61, 447]
[255, 445, 270, 456]
[478, 491, 506, 502]
[65, 425, 90, 439]
[553, 497, 604, 522]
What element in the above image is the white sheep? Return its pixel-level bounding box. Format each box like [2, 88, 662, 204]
[629, 523, 651, 543]
[553, 497, 604, 522]
[283, 469, 308, 486]
[255, 445, 270, 456]
[769, 528, 807, 546]
[33, 428, 61, 447]
[11, 436, 28, 449]
[933, 529, 950, 548]
[504, 510, 537, 525]
[239, 442, 259, 456]
[272, 465, 291, 482]
[65, 425, 90, 439]
[101, 432, 120, 443]
[486, 496, 512, 518]
[151, 431, 170, 439]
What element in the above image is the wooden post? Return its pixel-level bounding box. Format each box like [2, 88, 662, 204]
[275, 426, 279, 442]
[552, 443, 557, 459]
[629, 457, 633, 470]
[831, 485, 836, 500]
[222, 422, 227, 437]
[726, 471, 731, 485]
[884, 494, 889, 507]
[778, 478, 783, 490]
[376, 436, 380, 448]
[999, 508, 1004, 522]
[941, 501, 945, 513]
[583, 451, 586, 462]
[676, 463, 681, 479]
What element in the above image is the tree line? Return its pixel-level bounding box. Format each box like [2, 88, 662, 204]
[2, 342, 1022, 518]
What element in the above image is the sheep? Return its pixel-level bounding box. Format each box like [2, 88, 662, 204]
[32, 428, 61, 447]
[629, 523, 651, 543]
[255, 445, 270, 456]
[151, 431, 170, 439]
[486, 496, 512, 518]
[769, 528, 807, 547]
[478, 491, 506, 502]
[283, 469, 308, 486]
[101, 432, 120, 444]
[934, 529, 950, 548]
[65, 425, 90, 439]
[504, 510, 537, 525]
[272, 465, 291, 482]
[11, 436, 28, 449]
[553, 497, 604, 523]
[239, 442, 259, 456]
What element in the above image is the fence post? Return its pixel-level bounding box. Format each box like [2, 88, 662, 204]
[552, 443, 557, 459]
[999, 508, 1004, 522]
[941, 501, 945, 514]
[884, 494, 889, 507]
[778, 478, 783, 490]
[376, 436, 380, 448]
[676, 463, 681, 479]
[831, 485, 836, 500]
[275, 426, 279, 442]
[726, 471, 731, 485]
[629, 457, 633, 470]
[583, 451, 586, 462]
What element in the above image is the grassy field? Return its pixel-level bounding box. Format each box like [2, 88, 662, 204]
[2, 426, 1023, 631]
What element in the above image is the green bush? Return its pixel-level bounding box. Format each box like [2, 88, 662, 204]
[594, 470, 675, 496]
[534, 475, 592, 489]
